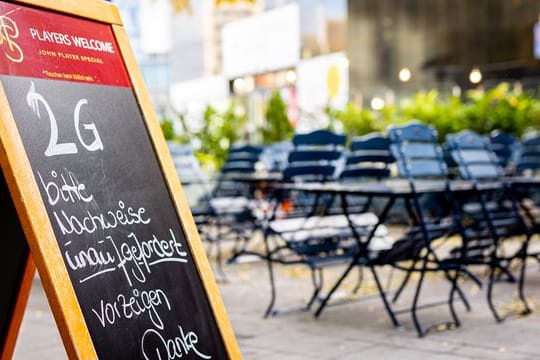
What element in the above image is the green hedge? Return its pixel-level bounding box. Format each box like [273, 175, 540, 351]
[162, 83, 540, 167]
[329, 83, 540, 141]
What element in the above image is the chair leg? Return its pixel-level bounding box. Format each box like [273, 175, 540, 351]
[229, 228, 252, 263]
[447, 270, 461, 327]
[385, 267, 395, 292]
[487, 264, 503, 322]
[496, 262, 517, 283]
[370, 266, 400, 328]
[444, 270, 471, 312]
[392, 260, 416, 303]
[352, 267, 363, 294]
[411, 262, 427, 337]
[306, 268, 324, 310]
[459, 268, 483, 289]
[518, 242, 532, 316]
[215, 236, 227, 282]
[314, 260, 357, 317]
[264, 234, 278, 318]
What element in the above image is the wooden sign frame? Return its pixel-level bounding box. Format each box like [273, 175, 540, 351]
[0, 0, 240, 358]
[0, 258, 34, 360]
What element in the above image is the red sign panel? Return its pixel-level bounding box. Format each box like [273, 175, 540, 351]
[0, 1, 130, 87]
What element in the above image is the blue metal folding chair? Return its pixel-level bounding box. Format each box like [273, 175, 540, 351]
[168, 143, 264, 278]
[516, 135, 540, 176]
[488, 130, 518, 173]
[447, 130, 532, 322]
[376, 122, 471, 336]
[263, 129, 373, 316]
[214, 145, 264, 197]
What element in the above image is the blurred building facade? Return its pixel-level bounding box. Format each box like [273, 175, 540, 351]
[113, 0, 261, 111]
[113, 0, 540, 127]
[348, 0, 540, 105]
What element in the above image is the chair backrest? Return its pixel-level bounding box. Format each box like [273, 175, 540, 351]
[283, 129, 346, 182]
[167, 142, 204, 184]
[488, 130, 517, 169]
[340, 133, 394, 180]
[220, 145, 264, 174]
[388, 122, 448, 179]
[446, 130, 504, 181]
[261, 141, 293, 172]
[213, 144, 264, 197]
[516, 135, 540, 175]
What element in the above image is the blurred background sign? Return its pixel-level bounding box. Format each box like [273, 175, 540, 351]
[221, 3, 300, 78]
[170, 76, 229, 112]
[296, 52, 349, 113]
[140, 0, 173, 54]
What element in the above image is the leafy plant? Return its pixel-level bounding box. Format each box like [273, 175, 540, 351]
[330, 83, 540, 142]
[400, 90, 467, 141]
[165, 102, 247, 170]
[261, 91, 294, 144]
[327, 102, 379, 139]
[160, 118, 176, 140]
[162, 82, 540, 169]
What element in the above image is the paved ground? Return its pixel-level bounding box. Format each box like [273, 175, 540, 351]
[12, 246, 540, 359]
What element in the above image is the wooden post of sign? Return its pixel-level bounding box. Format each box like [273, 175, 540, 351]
[0, 0, 240, 358]
[0, 157, 36, 360]
[0, 258, 34, 360]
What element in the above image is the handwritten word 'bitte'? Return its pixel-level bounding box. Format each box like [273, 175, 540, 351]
[38, 169, 93, 206]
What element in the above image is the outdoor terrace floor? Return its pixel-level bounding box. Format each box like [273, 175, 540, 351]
[12, 236, 540, 359]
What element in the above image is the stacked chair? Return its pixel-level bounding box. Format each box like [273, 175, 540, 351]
[168, 143, 264, 278]
[337, 133, 395, 243]
[313, 133, 396, 316]
[263, 129, 394, 317]
[263, 129, 351, 316]
[367, 122, 470, 336]
[446, 130, 532, 321]
[516, 135, 540, 176]
[213, 145, 264, 197]
[488, 130, 518, 172]
[171, 122, 540, 337]
[208, 145, 265, 273]
[515, 135, 540, 239]
[167, 142, 215, 231]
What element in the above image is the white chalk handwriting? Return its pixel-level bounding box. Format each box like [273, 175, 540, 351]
[91, 288, 171, 330]
[26, 81, 103, 157]
[141, 325, 211, 360]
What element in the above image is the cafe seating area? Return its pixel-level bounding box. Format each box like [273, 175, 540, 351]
[169, 122, 540, 338]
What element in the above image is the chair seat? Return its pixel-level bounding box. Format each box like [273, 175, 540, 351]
[210, 196, 253, 215]
[269, 213, 382, 233]
[306, 252, 357, 268]
[271, 214, 388, 245]
[191, 204, 213, 217]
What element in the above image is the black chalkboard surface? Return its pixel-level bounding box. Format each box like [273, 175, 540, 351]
[0, 2, 237, 358]
[0, 75, 226, 359]
[0, 170, 29, 354]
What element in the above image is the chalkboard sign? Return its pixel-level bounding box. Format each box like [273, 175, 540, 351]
[0, 1, 239, 359]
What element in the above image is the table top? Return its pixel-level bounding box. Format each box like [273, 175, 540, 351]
[179, 172, 540, 197]
[275, 177, 540, 197]
[224, 172, 283, 183]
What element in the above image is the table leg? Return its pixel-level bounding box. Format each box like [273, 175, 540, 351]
[313, 195, 397, 318]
